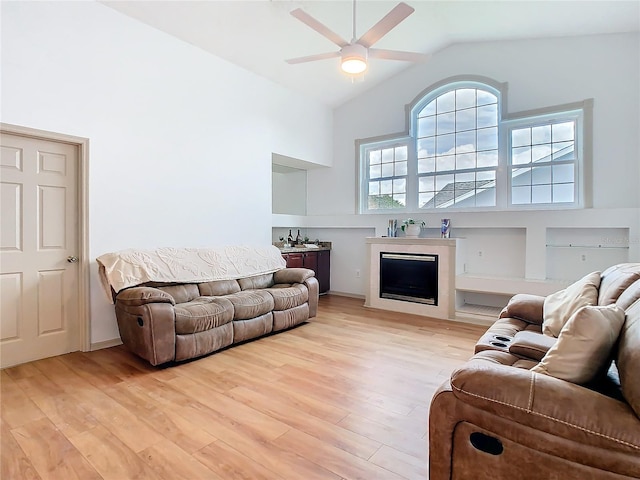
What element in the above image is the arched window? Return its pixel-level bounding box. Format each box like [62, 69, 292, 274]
[357, 76, 589, 213]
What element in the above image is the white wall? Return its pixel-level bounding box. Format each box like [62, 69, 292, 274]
[1, 1, 332, 344]
[304, 33, 639, 296]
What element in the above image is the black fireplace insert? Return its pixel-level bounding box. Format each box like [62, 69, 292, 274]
[379, 252, 438, 305]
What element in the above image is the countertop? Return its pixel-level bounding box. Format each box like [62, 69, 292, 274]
[275, 242, 332, 253]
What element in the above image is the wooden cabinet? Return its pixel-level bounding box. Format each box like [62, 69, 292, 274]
[282, 250, 330, 294]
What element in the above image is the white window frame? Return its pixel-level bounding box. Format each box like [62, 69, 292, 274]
[356, 76, 592, 214]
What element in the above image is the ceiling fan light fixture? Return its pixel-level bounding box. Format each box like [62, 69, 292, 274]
[341, 43, 368, 75]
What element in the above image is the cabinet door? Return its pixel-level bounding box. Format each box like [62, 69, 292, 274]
[317, 250, 330, 294]
[286, 253, 304, 268]
[302, 251, 318, 273]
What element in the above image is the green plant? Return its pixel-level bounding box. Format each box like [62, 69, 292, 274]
[401, 218, 425, 231]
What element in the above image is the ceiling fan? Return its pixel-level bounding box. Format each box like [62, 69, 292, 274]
[286, 1, 429, 75]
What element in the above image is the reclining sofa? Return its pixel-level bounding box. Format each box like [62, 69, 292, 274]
[97, 246, 319, 366]
[429, 263, 640, 479]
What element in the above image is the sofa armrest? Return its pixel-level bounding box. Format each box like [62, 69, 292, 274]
[449, 359, 640, 454]
[273, 268, 315, 284]
[115, 287, 175, 307]
[499, 293, 545, 324]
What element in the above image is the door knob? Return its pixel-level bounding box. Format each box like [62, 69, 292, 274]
[67, 256, 79, 263]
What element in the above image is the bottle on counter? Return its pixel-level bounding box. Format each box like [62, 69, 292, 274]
[287, 230, 294, 244]
[295, 229, 303, 244]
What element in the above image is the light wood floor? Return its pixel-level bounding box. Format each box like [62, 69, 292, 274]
[1, 295, 486, 480]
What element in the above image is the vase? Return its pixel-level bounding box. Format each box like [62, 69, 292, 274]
[405, 224, 421, 238]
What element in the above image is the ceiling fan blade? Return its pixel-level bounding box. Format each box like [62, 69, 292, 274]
[285, 51, 341, 65]
[290, 8, 349, 48]
[357, 2, 415, 48]
[368, 48, 430, 62]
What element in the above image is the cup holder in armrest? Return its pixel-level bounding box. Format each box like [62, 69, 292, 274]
[493, 335, 513, 343]
[490, 342, 508, 348]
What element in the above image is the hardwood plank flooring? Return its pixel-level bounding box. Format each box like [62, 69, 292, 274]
[1, 295, 486, 480]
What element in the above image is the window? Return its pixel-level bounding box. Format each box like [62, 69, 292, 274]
[357, 77, 590, 213]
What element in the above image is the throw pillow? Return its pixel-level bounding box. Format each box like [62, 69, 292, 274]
[542, 271, 601, 337]
[531, 304, 626, 384]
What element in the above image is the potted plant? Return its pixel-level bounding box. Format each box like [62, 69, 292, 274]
[402, 218, 425, 238]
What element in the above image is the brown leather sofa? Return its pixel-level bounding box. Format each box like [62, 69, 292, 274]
[114, 268, 318, 366]
[429, 263, 640, 479]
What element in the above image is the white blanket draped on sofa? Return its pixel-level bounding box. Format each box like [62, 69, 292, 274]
[96, 245, 286, 302]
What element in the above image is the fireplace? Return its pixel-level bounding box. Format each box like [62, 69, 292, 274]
[380, 253, 438, 305]
[366, 237, 456, 320]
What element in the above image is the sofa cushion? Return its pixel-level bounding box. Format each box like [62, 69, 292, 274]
[618, 298, 640, 418]
[542, 271, 600, 337]
[157, 284, 200, 304]
[499, 293, 545, 324]
[268, 284, 309, 311]
[238, 274, 275, 290]
[233, 312, 273, 343]
[599, 263, 640, 307]
[198, 279, 240, 296]
[226, 290, 275, 320]
[174, 297, 234, 334]
[531, 304, 625, 384]
[508, 331, 556, 361]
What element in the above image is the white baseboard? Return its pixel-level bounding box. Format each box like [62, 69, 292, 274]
[326, 291, 366, 300]
[90, 338, 122, 351]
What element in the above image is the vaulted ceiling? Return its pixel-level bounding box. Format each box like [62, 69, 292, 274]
[103, 1, 640, 107]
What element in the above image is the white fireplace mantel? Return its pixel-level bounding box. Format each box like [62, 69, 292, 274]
[365, 237, 456, 320]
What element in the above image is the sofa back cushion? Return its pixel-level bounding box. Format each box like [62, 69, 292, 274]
[599, 263, 640, 307]
[617, 298, 640, 418]
[238, 274, 275, 290]
[198, 280, 241, 296]
[157, 284, 200, 304]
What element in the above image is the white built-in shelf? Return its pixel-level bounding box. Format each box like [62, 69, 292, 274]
[456, 274, 567, 297]
[455, 303, 501, 325]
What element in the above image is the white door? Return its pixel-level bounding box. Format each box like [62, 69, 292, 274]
[1, 132, 80, 367]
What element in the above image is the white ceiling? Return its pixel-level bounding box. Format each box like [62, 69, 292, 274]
[103, 0, 640, 108]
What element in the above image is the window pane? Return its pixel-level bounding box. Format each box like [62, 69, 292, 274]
[476, 187, 496, 206]
[395, 146, 408, 161]
[437, 91, 455, 113]
[532, 144, 552, 163]
[477, 127, 498, 151]
[477, 170, 496, 183]
[553, 164, 574, 183]
[393, 178, 406, 192]
[477, 105, 497, 128]
[456, 153, 475, 170]
[435, 174, 454, 191]
[419, 176, 434, 192]
[552, 141, 574, 161]
[369, 195, 403, 209]
[369, 181, 379, 195]
[419, 100, 436, 117]
[456, 108, 476, 131]
[436, 134, 455, 155]
[477, 90, 497, 106]
[381, 163, 394, 177]
[395, 161, 407, 176]
[477, 150, 498, 167]
[552, 121, 574, 142]
[369, 164, 381, 179]
[369, 150, 381, 163]
[417, 137, 435, 157]
[531, 166, 551, 185]
[437, 112, 455, 135]
[419, 192, 435, 208]
[380, 180, 392, 194]
[436, 155, 455, 172]
[512, 128, 530, 148]
[512, 167, 531, 186]
[418, 157, 435, 173]
[512, 146, 531, 165]
[456, 89, 476, 109]
[393, 194, 406, 206]
[455, 172, 475, 184]
[454, 190, 473, 205]
[417, 116, 436, 138]
[532, 185, 552, 203]
[456, 130, 476, 153]
[532, 125, 551, 144]
[553, 183, 574, 203]
[381, 148, 394, 162]
[512, 185, 531, 204]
